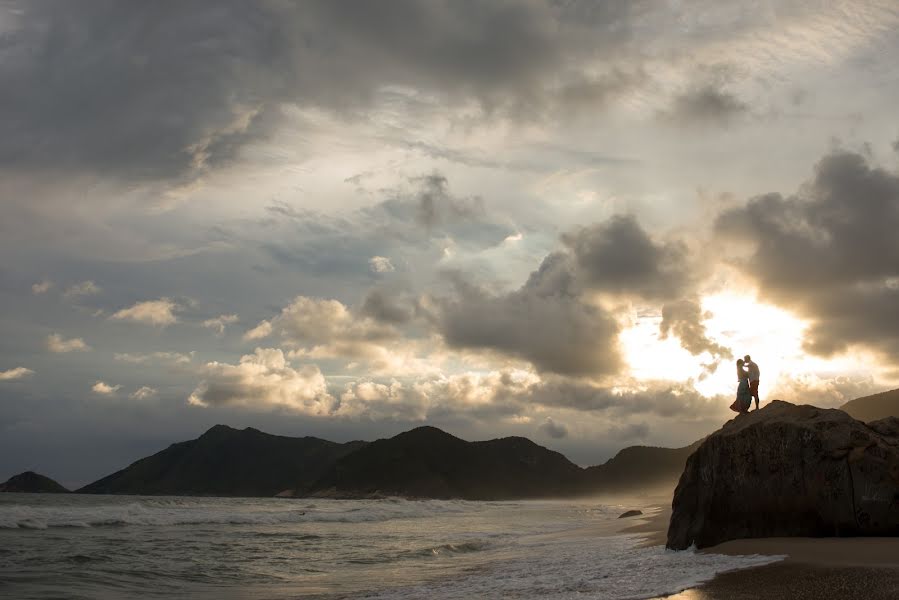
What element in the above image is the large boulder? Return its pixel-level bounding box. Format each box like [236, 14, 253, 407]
[667, 400, 899, 550]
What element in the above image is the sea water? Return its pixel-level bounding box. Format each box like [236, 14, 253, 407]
[0, 494, 781, 599]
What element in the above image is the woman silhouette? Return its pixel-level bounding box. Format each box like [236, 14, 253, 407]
[729, 359, 752, 414]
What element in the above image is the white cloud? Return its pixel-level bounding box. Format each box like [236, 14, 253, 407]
[243, 320, 273, 341]
[114, 351, 193, 365]
[203, 314, 239, 335]
[369, 255, 395, 273]
[0, 367, 34, 381]
[130, 386, 158, 399]
[336, 369, 540, 420]
[63, 280, 101, 298]
[92, 381, 121, 395]
[255, 295, 396, 356]
[31, 280, 53, 294]
[110, 298, 179, 326]
[189, 348, 335, 414]
[46, 333, 90, 353]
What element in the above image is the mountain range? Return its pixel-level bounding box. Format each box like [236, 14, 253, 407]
[5, 387, 897, 499]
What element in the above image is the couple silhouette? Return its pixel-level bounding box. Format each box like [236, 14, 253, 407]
[730, 355, 760, 414]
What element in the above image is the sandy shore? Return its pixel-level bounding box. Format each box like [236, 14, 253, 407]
[619, 503, 899, 599]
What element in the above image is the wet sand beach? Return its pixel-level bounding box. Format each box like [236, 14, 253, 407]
[623, 504, 899, 600]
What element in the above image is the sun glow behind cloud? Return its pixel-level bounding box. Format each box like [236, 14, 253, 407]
[621, 291, 881, 402]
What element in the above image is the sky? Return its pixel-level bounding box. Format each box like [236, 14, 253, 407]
[2, 1, 899, 488]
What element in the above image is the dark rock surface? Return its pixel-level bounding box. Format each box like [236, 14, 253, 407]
[618, 509, 643, 518]
[78, 425, 366, 497]
[0, 471, 69, 493]
[667, 400, 899, 550]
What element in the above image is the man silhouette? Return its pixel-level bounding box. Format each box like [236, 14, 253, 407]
[744, 354, 760, 410]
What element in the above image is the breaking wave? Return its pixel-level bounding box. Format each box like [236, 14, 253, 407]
[0, 497, 479, 529]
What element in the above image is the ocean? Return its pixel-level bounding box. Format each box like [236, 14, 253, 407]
[0, 493, 781, 599]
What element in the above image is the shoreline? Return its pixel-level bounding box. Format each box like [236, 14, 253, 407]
[620, 502, 899, 599]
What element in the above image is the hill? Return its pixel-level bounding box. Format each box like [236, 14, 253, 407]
[308, 426, 587, 500]
[584, 440, 702, 494]
[69, 424, 701, 499]
[0, 471, 69, 493]
[78, 425, 366, 496]
[839, 388, 899, 422]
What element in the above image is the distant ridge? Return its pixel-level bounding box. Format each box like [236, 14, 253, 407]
[0, 471, 69, 493]
[584, 440, 703, 493]
[78, 425, 366, 497]
[310, 426, 586, 500]
[839, 388, 899, 422]
[68, 424, 700, 499]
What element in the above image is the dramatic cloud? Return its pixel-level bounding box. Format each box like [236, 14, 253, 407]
[110, 298, 179, 326]
[561, 215, 694, 301]
[659, 299, 732, 365]
[63, 281, 101, 299]
[92, 381, 121, 395]
[437, 259, 622, 377]
[46, 333, 90, 353]
[189, 348, 335, 414]
[202, 314, 239, 335]
[716, 151, 899, 358]
[246, 296, 398, 359]
[0, 1, 648, 184]
[0, 367, 34, 381]
[538, 417, 568, 439]
[436, 214, 728, 375]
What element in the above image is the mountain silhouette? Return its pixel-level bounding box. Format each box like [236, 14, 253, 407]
[309, 426, 586, 499]
[70, 424, 698, 499]
[78, 425, 365, 496]
[839, 387, 899, 422]
[584, 440, 702, 494]
[0, 471, 69, 493]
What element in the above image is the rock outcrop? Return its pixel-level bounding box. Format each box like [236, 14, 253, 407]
[667, 401, 899, 550]
[0, 471, 69, 493]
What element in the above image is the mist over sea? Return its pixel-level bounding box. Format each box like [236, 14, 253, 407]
[0, 494, 779, 599]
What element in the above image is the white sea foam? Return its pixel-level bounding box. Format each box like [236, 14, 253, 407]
[369, 534, 784, 600]
[0, 497, 478, 529]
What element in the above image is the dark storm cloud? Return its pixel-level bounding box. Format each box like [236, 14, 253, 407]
[561, 215, 693, 301]
[435, 213, 730, 374]
[562, 216, 729, 361]
[437, 259, 623, 377]
[0, 1, 289, 180]
[716, 151, 899, 357]
[0, 0, 648, 182]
